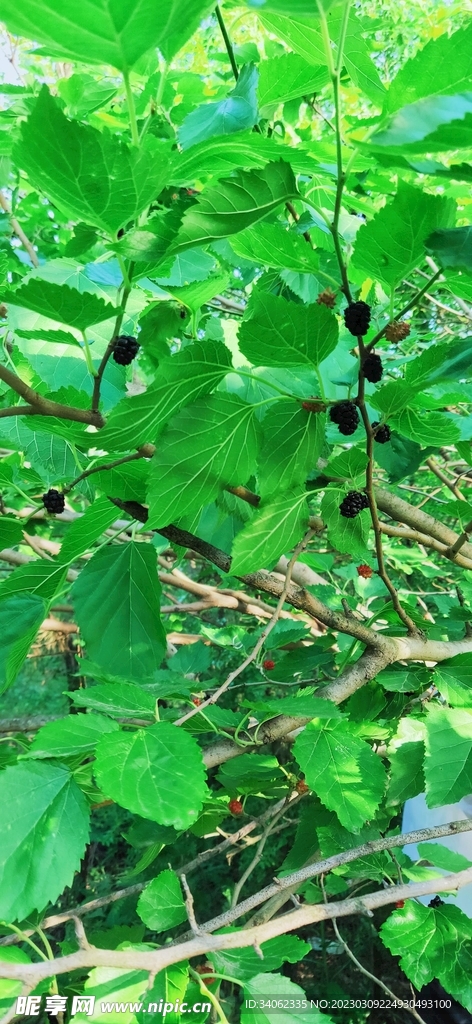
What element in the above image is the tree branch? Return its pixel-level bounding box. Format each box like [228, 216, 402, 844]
[0, 364, 104, 426]
[1, 863, 471, 989]
[0, 191, 39, 267]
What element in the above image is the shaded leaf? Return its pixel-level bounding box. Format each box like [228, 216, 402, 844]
[0, 762, 89, 920]
[72, 544, 167, 683]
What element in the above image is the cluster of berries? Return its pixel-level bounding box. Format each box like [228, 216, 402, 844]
[344, 301, 371, 336]
[339, 491, 369, 519]
[429, 896, 445, 908]
[42, 489, 65, 514]
[112, 335, 140, 365]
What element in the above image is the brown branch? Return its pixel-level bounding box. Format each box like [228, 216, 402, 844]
[174, 529, 316, 726]
[1, 865, 472, 988]
[379, 522, 472, 571]
[63, 445, 155, 495]
[426, 457, 465, 501]
[0, 191, 39, 267]
[0, 364, 104, 426]
[358, 370, 419, 634]
[444, 519, 472, 559]
[375, 486, 472, 562]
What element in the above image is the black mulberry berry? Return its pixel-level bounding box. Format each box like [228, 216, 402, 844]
[112, 335, 140, 366]
[362, 353, 383, 383]
[371, 422, 391, 444]
[343, 301, 371, 336]
[428, 896, 445, 908]
[330, 400, 359, 436]
[339, 491, 369, 518]
[42, 489, 65, 514]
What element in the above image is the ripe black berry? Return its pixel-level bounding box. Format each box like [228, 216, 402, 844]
[428, 896, 445, 908]
[42, 489, 65, 514]
[112, 335, 140, 366]
[371, 422, 391, 444]
[339, 491, 369, 518]
[343, 301, 371, 337]
[362, 353, 383, 383]
[330, 400, 359, 436]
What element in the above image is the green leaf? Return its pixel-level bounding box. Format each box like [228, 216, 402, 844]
[28, 714, 118, 759]
[170, 133, 317, 186]
[381, 900, 472, 1002]
[0, 949, 31, 1016]
[258, 402, 325, 498]
[0, 762, 89, 920]
[211, 936, 309, 984]
[0, 561, 68, 601]
[75, 966, 149, 1024]
[231, 222, 321, 274]
[434, 658, 472, 709]
[72, 544, 166, 684]
[179, 64, 259, 150]
[67, 682, 157, 720]
[259, 11, 385, 104]
[388, 719, 425, 805]
[15, 88, 171, 236]
[58, 497, 119, 566]
[137, 870, 186, 932]
[425, 227, 472, 272]
[372, 93, 472, 148]
[352, 182, 455, 288]
[369, 380, 416, 418]
[167, 272, 231, 313]
[248, 695, 341, 719]
[405, 339, 472, 388]
[98, 340, 233, 452]
[0, 594, 46, 695]
[14, 328, 82, 347]
[5, 279, 119, 331]
[390, 408, 460, 446]
[424, 705, 472, 807]
[294, 720, 386, 831]
[0, 515, 23, 549]
[327, 447, 369, 480]
[94, 723, 207, 829]
[321, 487, 370, 560]
[242, 973, 333, 1024]
[258, 53, 329, 110]
[239, 290, 338, 366]
[0, 0, 215, 71]
[168, 161, 298, 254]
[230, 490, 310, 575]
[385, 22, 472, 113]
[146, 394, 260, 529]
[258, 13, 324, 66]
[417, 843, 472, 872]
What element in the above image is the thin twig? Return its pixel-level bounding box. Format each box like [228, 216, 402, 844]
[231, 798, 292, 909]
[0, 191, 39, 267]
[91, 268, 134, 414]
[357, 369, 419, 634]
[322, 881, 427, 1024]
[180, 875, 202, 935]
[174, 529, 315, 726]
[63, 447, 154, 495]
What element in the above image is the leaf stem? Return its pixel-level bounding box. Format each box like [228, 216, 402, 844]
[316, 0, 352, 300]
[123, 71, 140, 148]
[81, 332, 97, 378]
[215, 5, 239, 79]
